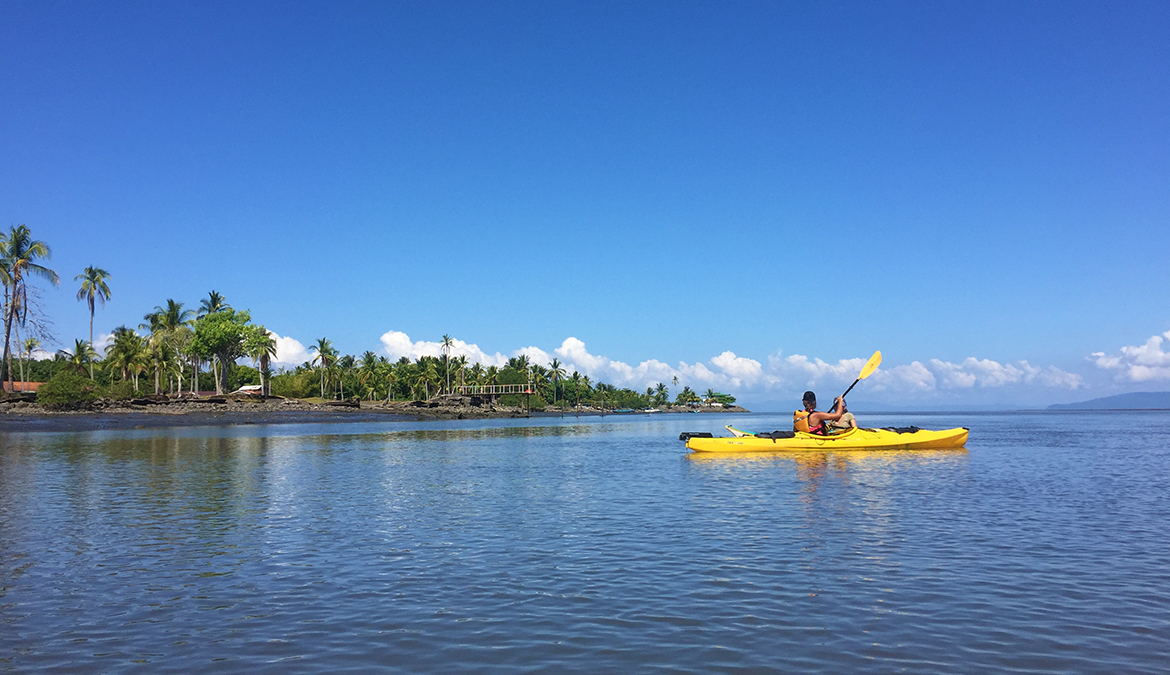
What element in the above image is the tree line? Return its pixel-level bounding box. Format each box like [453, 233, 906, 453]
[3, 223, 735, 408]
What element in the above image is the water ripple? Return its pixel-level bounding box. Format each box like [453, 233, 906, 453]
[1, 412, 1169, 673]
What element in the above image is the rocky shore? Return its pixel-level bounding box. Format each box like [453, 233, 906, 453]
[0, 392, 748, 433]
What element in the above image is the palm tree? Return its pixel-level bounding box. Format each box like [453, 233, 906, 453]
[705, 388, 717, 406]
[507, 354, 530, 376]
[74, 266, 111, 378]
[337, 354, 355, 399]
[142, 300, 195, 394]
[570, 371, 582, 414]
[143, 299, 193, 333]
[548, 358, 566, 408]
[455, 355, 468, 389]
[105, 326, 148, 388]
[310, 337, 335, 399]
[198, 290, 230, 317]
[1, 225, 59, 389]
[420, 357, 440, 399]
[246, 326, 278, 396]
[441, 334, 454, 394]
[19, 336, 40, 392]
[59, 339, 99, 375]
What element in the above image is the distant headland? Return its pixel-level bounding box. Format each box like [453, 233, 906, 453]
[1048, 391, 1170, 410]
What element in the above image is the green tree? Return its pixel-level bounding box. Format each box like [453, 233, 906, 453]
[570, 371, 582, 412]
[1, 225, 59, 388]
[142, 299, 194, 393]
[59, 339, 99, 376]
[19, 336, 40, 392]
[189, 309, 253, 394]
[310, 337, 336, 399]
[105, 326, 149, 389]
[244, 326, 278, 396]
[198, 290, 230, 316]
[548, 358, 566, 408]
[74, 266, 111, 378]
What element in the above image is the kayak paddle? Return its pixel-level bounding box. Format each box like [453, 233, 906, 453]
[829, 350, 882, 412]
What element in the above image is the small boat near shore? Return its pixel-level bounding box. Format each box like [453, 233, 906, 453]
[680, 425, 969, 452]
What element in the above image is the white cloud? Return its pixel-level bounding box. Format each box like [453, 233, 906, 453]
[1092, 330, 1170, 382]
[922, 357, 1082, 390]
[378, 330, 514, 367]
[345, 329, 1090, 401]
[270, 332, 312, 368]
[94, 332, 114, 357]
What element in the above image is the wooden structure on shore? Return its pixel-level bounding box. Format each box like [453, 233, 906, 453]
[458, 383, 534, 398]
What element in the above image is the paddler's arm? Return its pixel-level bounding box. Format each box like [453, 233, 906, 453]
[810, 397, 847, 425]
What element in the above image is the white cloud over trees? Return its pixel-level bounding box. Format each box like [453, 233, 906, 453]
[365, 330, 1084, 399]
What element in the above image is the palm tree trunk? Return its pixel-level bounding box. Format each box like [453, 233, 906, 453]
[89, 307, 95, 380]
[14, 323, 24, 392]
[1, 301, 14, 391]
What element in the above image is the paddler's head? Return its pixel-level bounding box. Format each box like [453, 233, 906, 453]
[802, 391, 817, 411]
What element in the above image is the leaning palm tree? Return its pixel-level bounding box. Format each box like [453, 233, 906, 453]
[74, 266, 111, 378]
[1, 225, 59, 388]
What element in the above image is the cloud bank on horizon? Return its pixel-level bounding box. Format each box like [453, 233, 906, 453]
[233, 329, 1098, 404]
[70, 324, 1170, 402]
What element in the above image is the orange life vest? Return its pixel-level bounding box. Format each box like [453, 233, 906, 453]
[794, 410, 827, 435]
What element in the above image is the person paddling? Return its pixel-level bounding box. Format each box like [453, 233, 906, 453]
[793, 391, 851, 435]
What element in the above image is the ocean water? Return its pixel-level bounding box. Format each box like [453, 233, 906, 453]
[1, 411, 1168, 673]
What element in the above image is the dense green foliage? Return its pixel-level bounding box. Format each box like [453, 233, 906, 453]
[36, 369, 99, 407]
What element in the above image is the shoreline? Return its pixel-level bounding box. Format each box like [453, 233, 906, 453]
[0, 397, 749, 433]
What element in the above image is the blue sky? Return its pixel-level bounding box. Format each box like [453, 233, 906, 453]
[2, 1, 1168, 409]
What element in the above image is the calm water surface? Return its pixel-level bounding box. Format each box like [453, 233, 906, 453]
[2, 411, 1168, 673]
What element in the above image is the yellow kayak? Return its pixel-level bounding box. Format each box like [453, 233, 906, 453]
[682, 426, 969, 452]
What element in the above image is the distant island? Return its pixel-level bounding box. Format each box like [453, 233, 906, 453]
[1048, 391, 1170, 410]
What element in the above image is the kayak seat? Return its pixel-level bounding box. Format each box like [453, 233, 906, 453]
[755, 430, 795, 441]
[882, 426, 923, 434]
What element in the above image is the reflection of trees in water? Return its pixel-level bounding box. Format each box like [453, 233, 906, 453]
[30, 433, 274, 559]
[378, 424, 600, 443]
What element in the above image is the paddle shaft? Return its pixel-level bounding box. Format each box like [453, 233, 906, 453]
[827, 379, 859, 413]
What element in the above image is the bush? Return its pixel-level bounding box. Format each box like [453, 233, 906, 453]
[37, 369, 100, 408]
[270, 371, 315, 398]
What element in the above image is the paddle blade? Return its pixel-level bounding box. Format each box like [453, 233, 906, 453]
[858, 350, 882, 380]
